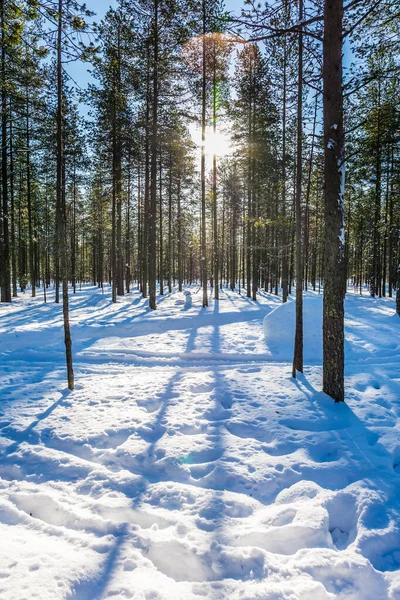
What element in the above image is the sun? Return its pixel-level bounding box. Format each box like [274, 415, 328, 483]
[205, 129, 232, 158]
[189, 123, 233, 160]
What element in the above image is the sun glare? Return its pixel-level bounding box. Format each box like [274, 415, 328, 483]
[206, 129, 232, 158]
[189, 123, 233, 160]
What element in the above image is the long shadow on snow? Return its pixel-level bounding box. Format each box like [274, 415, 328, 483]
[78, 302, 235, 588]
[0, 292, 171, 363]
[173, 300, 265, 581]
[66, 523, 129, 600]
[0, 385, 73, 454]
[288, 374, 400, 492]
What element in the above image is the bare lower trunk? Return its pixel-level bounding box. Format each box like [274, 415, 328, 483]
[322, 0, 345, 402]
[149, 0, 158, 310]
[292, 0, 303, 378]
[281, 0, 288, 303]
[212, 40, 218, 301]
[201, 1, 208, 307]
[1, 0, 11, 303]
[57, 0, 74, 390]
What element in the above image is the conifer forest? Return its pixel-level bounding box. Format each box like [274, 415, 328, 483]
[0, 1, 400, 598]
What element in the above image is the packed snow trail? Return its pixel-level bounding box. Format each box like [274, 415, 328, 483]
[0, 286, 400, 599]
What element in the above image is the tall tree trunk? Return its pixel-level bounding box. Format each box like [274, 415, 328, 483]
[116, 33, 124, 297]
[388, 146, 394, 297]
[111, 107, 117, 303]
[281, 0, 288, 303]
[159, 152, 164, 295]
[251, 90, 257, 301]
[212, 39, 219, 300]
[142, 41, 151, 299]
[168, 154, 172, 293]
[292, 0, 303, 378]
[72, 164, 77, 293]
[221, 187, 225, 290]
[177, 176, 182, 292]
[26, 91, 36, 297]
[116, 137, 123, 296]
[1, 0, 10, 302]
[201, 0, 208, 307]
[149, 0, 158, 310]
[246, 78, 252, 299]
[125, 150, 131, 293]
[137, 165, 142, 290]
[57, 0, 74, 390]
[304, 93, 318, 291]
[322, 0, 345, 402]
[372, 75, 382, 297]
[9, 106, 17, 297]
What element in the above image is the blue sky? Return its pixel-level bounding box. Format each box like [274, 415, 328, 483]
[84, 0, 244, 21]
[71, 0, 245, 93]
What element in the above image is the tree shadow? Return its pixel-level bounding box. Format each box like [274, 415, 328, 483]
[1, 386, 73, 455]
[66, 523, 129, 600]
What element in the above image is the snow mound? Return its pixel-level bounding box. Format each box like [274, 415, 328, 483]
[263, 296, 322, 363]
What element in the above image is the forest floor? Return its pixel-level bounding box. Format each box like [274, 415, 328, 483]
[0, 285, 400, 600]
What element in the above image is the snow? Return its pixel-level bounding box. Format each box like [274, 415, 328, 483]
[263, 297, 322, 363]
[1, 285, 400, 599]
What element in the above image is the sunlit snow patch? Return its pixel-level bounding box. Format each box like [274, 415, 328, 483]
[263, 296, 322, 363]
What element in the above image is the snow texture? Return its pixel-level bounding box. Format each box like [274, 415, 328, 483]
[0, 285, 400, 599]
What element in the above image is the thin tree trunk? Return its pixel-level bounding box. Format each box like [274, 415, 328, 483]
[159, 150, 163, 295]
[9, 107, 17, 297]
[304, 93, 318, 291]
[72, 163, 77, 293]
[201, 0, 208, 307]
[281, 0, 288, 303]
[137, 165, 142, 290]
[212, 39, 219, 300]
[57, 0, 74, 390]
[142, 41, 151, 299]
[372, 76, 382, 297]
[125, 149, 131, 293]
[292, 0, 303, 378]
[168, 154, 172, 293]
[26, 91, 36, 297]
[149, 5, 158, 310]
[388, 146, 394, 297]
[111, 110, 117, 303]
[177, 176, 182, 292]
[1, 0, 11, 302]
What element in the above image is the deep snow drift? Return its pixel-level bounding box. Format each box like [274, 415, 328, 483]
[0, 285, 400, 599]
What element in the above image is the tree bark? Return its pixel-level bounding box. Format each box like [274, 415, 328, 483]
[212, 39, 219, 300]
[1, 0, 11, 302]
[57, 0, 74, 390]
[26, 91, 36, 297]
[201, 0, 208, 307]
[9, 105, 17, 297]
[322, 0, 345, 402]
[177, 176, 182, 292]
[281, 0, 288, 303]
[292, 0, 303, 378]
[149, 1, 158, 310]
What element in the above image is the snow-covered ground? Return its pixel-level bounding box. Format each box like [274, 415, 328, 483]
[0, 285, 400, 600]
